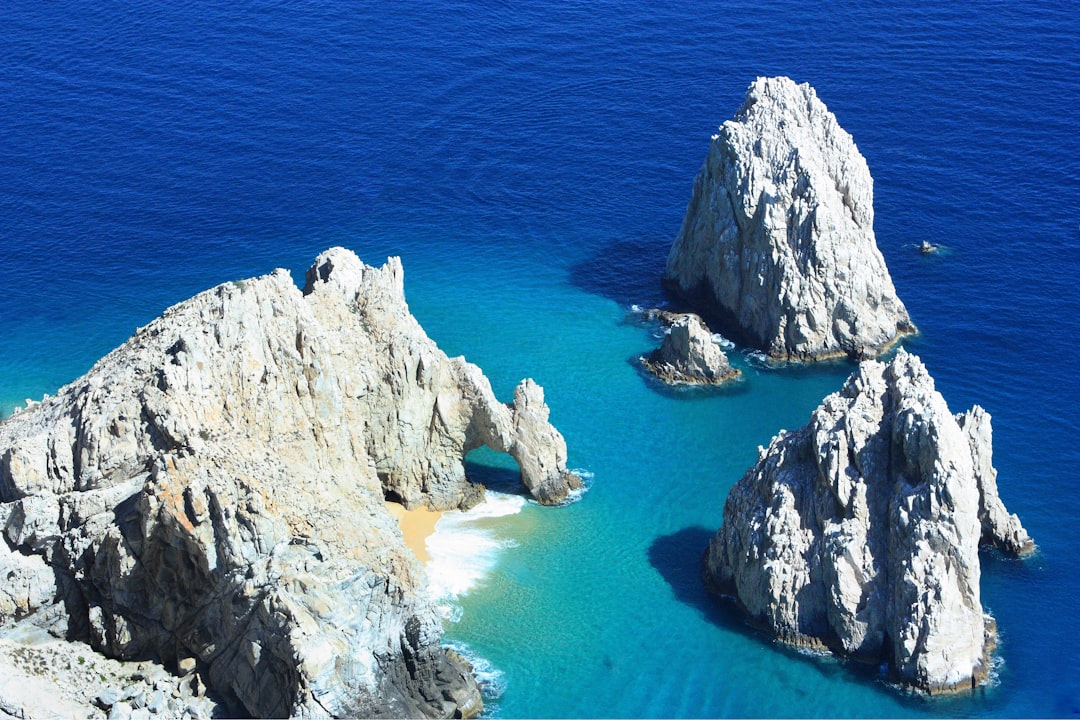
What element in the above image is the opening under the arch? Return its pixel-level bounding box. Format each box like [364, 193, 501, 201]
[464, 446, 525, 496]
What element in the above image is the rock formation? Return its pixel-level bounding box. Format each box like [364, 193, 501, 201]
[663, 76, 915, 361]
[704, 350, 1033, 693]
[640, 312, 739, 385]
[0, 626, 222, 719]
[0, 247, 582, 718]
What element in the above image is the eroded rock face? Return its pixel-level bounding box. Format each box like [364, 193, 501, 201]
[664, 76, 915, 361]
[301, 248, 581, 510]
[704, 350, 1032, 693]
[0, 247, 581, 718]
[641, 313, 739, 385]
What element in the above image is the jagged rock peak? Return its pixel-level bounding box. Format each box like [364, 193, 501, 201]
[640, 312, 740, 385]
[664, 76, 915, 361]
[704, 349, 1032, 694]
[0, 247, 582, 718]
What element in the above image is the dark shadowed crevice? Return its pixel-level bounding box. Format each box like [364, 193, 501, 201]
[463, 447, 526, 498]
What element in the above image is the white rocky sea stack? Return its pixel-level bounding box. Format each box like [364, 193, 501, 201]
[0, 247, 581, 718]
[640, 312, 739, 385]
[664, 76, 915, 361]
[704, 350, 1033, 694]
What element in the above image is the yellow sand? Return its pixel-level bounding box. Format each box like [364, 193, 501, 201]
[384, 501, 442, 565]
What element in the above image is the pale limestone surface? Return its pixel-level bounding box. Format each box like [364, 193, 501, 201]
[704, 350, 1032, 693]
[0, 629, 220, 719]
[664, 76, 915, 361]
[640, 313, 739, 385]
[0, 247, 581, 718]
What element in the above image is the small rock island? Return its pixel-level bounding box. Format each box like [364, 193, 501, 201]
[640, 312, 740, 386]
[663, 76, 916, 361]
[0, 247, 581, 718]
[704, 350, 1033, 693]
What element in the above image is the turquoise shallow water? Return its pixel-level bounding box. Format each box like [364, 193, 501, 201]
[2, 1, 1078, 716]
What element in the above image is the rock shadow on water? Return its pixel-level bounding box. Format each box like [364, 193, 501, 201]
[567, 236, 670, 307]
[647, 527, 744, 629]
[648, 528, 977, 711]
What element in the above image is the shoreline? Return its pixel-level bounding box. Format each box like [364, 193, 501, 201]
[385, 501, 443, 565]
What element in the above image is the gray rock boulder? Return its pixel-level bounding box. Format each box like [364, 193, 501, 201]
[641, 313, 740, 385]
[664, 76, 915, 361]
[704, 349, 1032, 693]
[0, 247, 581, 718]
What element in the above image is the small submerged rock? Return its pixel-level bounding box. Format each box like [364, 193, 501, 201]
[640, 312, 740, 386]
[703, 350, 1033, 694]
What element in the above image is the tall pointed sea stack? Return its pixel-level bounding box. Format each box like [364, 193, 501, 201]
[664, 76, 915, 361]
[0, 247, 581, 718]
[704, 350, 1033, 693]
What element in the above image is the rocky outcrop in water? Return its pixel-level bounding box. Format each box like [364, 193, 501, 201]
[704, 350, 1033, 693]
[0, 247, 582, 718]
[664, 76, 915, 361]
[640, 313, 739, 385]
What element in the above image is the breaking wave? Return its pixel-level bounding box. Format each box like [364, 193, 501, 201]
[426, 491, 525, 621]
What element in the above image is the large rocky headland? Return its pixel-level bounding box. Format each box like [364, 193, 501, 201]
[704, 350, 1033, 694]
[663, 76, 916, 361]
[0, 247, 582, 718]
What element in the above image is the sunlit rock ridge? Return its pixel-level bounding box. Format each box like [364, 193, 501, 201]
[664, 76, 915, 361]
[0, 247, 581, 718]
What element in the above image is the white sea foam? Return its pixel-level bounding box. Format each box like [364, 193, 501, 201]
[983, 654, 1004, 688]
[551, 469, 593, 506]
[746, 349, 771, 368]
[630, 303, 644, 314]
[790, 643, 832, 658]
[711, 333, 735, 349]
[575, 469, 595, 480]
[426, 491, 525, 620]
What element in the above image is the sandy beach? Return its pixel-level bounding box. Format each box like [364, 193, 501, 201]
[385, 501, 443, 565]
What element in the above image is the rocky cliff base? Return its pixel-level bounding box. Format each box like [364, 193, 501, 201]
[704, 350, 1032, 693]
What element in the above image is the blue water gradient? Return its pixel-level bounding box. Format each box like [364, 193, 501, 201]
[1, 1, 1077, 716]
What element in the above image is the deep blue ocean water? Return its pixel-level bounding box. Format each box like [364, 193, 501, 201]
[2, 2, 1078, 717]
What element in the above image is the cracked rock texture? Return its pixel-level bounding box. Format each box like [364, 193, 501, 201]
[641, 313, 739, 385]
[704, 349, 1033, 693]
[0, 627, 220, 719]
[664, 76, 915, 361]
[0, 247, 581, 718]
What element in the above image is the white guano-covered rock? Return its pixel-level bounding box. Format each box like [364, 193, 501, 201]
[664, 76, 915, 361]
[0, 247, 581, 718]
[704, 350, 1033, 694]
